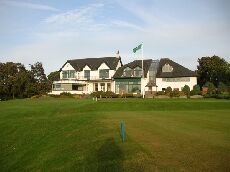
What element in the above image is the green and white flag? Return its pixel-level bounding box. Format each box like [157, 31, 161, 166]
[133, 44, 142, 53]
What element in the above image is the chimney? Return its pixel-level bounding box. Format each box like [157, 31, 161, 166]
[116, 50, 120, 58]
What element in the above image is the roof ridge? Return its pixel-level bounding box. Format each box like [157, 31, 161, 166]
[68, 56, 117, 61]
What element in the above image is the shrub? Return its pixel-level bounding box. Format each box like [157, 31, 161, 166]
[91, 91, 118, 98]
[49, 94, 60, 98]
[156, 91, 165, 95]
[218, 82, 227, 94]
[60, 92, 74, 98]
[120, 93, 134, 98]
[182, 85, 190, 98]
[105, 91, 118, 98]
[133, 93, 142, 98]
[191, 85, 201, 95]
[216, 94, 230, 99]
[170, 89, 180, 97]
[31, 95, 42, 99]
[91, 91, 103, 98]
[179, 91, 186, 97]
[207, 82, 216, 95]
[203, 94, 216, 98]
[165, 86, 172, 95]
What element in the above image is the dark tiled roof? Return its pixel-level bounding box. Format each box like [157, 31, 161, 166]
[63, 57, 121, 71]
[113, 59, 152, 78]
[156, 58, 196, 78]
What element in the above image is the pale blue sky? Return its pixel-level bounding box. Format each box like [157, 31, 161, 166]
[0, 0, 229, 74]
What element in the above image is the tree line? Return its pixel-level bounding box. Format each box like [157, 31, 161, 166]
[0, 55, 229, 100]
[0, 62, 51, 100]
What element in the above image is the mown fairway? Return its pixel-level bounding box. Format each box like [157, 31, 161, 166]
[0, 98, 230, 171]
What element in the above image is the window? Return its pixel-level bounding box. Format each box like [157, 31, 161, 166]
[100, 83, 105, 92]
[123, 67, 132, 77]
[53, 84, 62, 90]
[149, 61, 159, 81]
[107, 83, 111, 91]
[62, 70, 74, 78]
[62, 70, 75, 79]
[62, 71, 67, 79]
[134, 67, 142, 77]
[95, 83, 98, 91]
[84, 70, 90, 80]
[115, 79, 141, 93]
[162, 64, 173, 72]
[162, 77, 190, 82]
[72, 84, 83, 91]
[99, 69, 109, 79]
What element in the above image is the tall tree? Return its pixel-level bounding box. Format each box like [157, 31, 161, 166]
[30, 62, 51, 94]
[197, 55, 230, 87]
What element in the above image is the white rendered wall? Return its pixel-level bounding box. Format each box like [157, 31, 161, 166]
[156, 77, 197, 91]
[50, 90, 88, 95]
[141, 78, 148, 95]
[98, 63, 110, 70]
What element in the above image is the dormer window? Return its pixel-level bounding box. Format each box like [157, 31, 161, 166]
[99, 69, 109, 79]
[134, 66, 142, 77]
[162, 64, 173, 72]
[62, 70, 75, 79]
[123, 67, 132, 77]
[84, 70, 90, 80]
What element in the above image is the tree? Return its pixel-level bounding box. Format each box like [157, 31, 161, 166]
[0, 62, 32, 100]
[182, 85, 190, 97]
[0, 61, 51, 100]
[48, 71, 60, 82]
[30, 62, 51, 94]
[197, 55, 230, 87]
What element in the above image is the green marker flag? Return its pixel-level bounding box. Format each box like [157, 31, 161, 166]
[133, 43, 142, 53]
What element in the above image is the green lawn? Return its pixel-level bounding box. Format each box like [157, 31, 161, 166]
[0, 98, 230, 171]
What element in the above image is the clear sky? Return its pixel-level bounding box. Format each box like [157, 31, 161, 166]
[0, 0, 230, 74]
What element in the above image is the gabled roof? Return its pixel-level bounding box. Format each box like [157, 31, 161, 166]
[62, 57, 121, 71]
[156, 58, 196, 78]
[113, 59, 152, 78]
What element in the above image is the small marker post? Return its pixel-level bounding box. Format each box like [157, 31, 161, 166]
[120, 121, 125, 143]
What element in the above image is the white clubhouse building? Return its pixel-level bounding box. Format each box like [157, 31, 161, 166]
[51, 52, 197, 95]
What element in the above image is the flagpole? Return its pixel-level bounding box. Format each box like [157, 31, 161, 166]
[142, 43, 144, 98]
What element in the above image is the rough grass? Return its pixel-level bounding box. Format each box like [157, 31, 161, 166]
[0, 98, 230, 171]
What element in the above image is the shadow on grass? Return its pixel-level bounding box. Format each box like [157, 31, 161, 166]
[97, 138, 123, 172]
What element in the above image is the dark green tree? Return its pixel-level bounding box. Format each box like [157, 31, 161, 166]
[0, 61, 51, 100]
[197, 55, 230, 87]
[0, 62, 32, 99]
[47, 71, 60, 82]
[191, 85, 200, 95]
[182, 85, 190, 97]
[30, 62, 51, 94]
